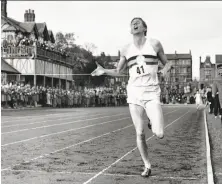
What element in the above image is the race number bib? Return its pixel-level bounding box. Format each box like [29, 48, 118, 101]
[135, 55, 146, 76]
[129, 55, 149, 77]
[129, 55, 158, 78]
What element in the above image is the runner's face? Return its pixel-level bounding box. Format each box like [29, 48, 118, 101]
[131, 19, 146, 35]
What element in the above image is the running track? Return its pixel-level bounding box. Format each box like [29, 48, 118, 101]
[1, 105, 208, 184]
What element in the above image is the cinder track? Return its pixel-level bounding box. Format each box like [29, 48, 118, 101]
[1, 105, 207, 184]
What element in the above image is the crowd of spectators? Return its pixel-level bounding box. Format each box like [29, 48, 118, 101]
[2, 36, 70, 58]
[1, 82, 127, 109]
[161, 88, 195, 105]
[2, 80, 221, 121]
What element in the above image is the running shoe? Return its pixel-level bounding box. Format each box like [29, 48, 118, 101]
[141, 167, 151, 177]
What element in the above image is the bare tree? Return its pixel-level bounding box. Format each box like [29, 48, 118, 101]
[83, 42, 97, 54]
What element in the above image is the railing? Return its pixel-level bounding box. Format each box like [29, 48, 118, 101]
[1, 46, 74, 66]
[1, 46, 35, 58]
[36, 47, 74, 66]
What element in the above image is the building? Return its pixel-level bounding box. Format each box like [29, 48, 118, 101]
[159, 51, 192, 94]
[1, 58, 21, 84]
[1, 0, 73, 89]
[106, 50, 193, 93]
[106, 51, 193, 92]
[166, 51, 192, 83]
[215, 55, 222, 77]
[199, 56, 215, 86]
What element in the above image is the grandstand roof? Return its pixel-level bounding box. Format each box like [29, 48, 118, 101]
[1, 58, 21, 74]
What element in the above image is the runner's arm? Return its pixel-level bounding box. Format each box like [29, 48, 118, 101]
[155, 40, 172, 72]
[103, 56, 127, 76]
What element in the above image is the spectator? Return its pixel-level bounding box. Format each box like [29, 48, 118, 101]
[206, 87, 214, 114]
[212, 67, 222, 120]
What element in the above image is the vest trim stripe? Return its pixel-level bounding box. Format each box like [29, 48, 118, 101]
[127, 55, 158, 63]
[129, 61, 158, 68]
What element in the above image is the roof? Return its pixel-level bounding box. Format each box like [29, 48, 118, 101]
[48, 30, 52, 35]
[19, 22, 36, 33]
[200, 62, 215, 68]
[3, 25, 17, 31]
[1, 16, 37, 34]
[36, 23, 46, 33]
[1, 58, 21, 74]
[1, 16, 26, 32]
[200, 62, 204, 68]
[216, 55, 222, 64]
[48, 30, 55, 43]
[166, 54, 192, 60]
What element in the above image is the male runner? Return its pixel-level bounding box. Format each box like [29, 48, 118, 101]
[91, 17, 172, 177]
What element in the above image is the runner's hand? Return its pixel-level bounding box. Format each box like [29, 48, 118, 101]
[158, 68, 170, 82]
[158, 62, 172, 80]
[91, 62, 105, 76]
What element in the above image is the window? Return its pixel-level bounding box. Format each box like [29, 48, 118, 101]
[7, 34, 13, 41]
[187, 67, 191, 73]
[182, 68, 187, 73]
[171, 68, 175, 73]
[186, 60, 191, 65]
[205, 70, 210, 75]
[171, 60, 175, 65]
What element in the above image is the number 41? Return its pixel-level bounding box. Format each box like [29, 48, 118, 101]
[137, 66, 145, 74]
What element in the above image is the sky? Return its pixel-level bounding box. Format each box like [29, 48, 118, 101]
[6, 1, 222, 79]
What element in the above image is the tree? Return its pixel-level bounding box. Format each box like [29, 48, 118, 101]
[54, 32, 108, 87]
[55, 32, 67, 50]
[83, 42, 97, 55]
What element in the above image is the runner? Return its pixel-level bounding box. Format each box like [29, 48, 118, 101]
[91, 17, 172, 177]
[195, 90, 203, 110]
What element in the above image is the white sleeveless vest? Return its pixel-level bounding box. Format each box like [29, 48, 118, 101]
[122, 38, 159, 87]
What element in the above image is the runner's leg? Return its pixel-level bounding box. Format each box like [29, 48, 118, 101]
[144, 99, 164, 139]
[129, 103, 151, 169]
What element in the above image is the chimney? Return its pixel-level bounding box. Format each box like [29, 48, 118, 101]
[28, 9, 31, 22]
[206, 56, 211, 63]
[24, 9, 35, 22]
[32, 10, 35, 22]
[175, 50, 177, 55]
[118, 50, 120, 57]
[200, 56, 201, 63]
[24, 10, 28, 22]
[1, 0, 7, 17]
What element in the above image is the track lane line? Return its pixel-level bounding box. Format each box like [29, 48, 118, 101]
[3, 169, 199, 180]
[1, 112, 105, 128]
[204, 110, 214, 184]
[1, 123, 132, 171]
[1, 116, 129, 147]
[1, 109, 178, 171]
[82, 110, 191, 184]
[2, 113, 128, 134]
[1, 112, 84, 123]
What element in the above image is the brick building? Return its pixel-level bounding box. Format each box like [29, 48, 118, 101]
[158, 51, 192, 94]
[199, 56, 215, 86]
[215, 55, 222, 77]
[106, 50, 193, 93]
